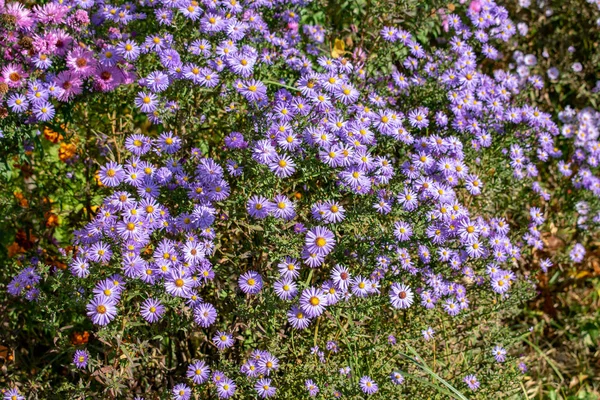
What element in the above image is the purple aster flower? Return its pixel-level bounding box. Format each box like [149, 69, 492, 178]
[86, 295, 118, 326]
[491, 276, 510, 294]
[7, 93, 29, 113]
[256, 352, 279, 375]
[187, 360, 210, 384]
[247, 195, 271, 218]
[287, 305, 311, 329]
[99, 161, 125, 187]
[391, 371, 404, 385]
[156, 131, 181, 154]
[140, 298, 165, 323]
[278, 257, 301, 279]
[193, 302, 218, 327]
[518, 361, 528, 373]
[492, 346, 507, 362]
[408, 107, 429, 129]
[165, 268, 193, 297]
[393, 221, 413, 241]
[331, 265, 351, 291]
[268, 194, 296, 220]
[172, 383, 191, 400]
[305, 379, 319, 396]
[238, 271, 263, 294]
[32, 101, 56, 122]
[389, 283, 414, 309]
[2, 388, 24, 400]
[73, 349, 89, 369]
[135, 91, 159, 113]
[224, 132, 248, 149]
[464, 374, 480, 391]
[268, 154, 296, 178]
[300, 287, 328, 318]
[570, 243, 586, 263]
[422, 327, 435, 341]
[273, 278, 298, 300]
[444, 298, 461, 316]
[216, 377, 236, 398]
[359, 376, 378, 394]
[255, 378, 276, 398]
[305, 226, 336, 256]
[213, 332, 234, 350]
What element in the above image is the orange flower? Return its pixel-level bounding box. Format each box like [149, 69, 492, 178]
[13, 191, 28, 207]
[59, 142, 77, 162]
[43, 126, 63, 143]
[45, 212, 60, 227]
[94, 170, 103, 186]
[70, 331, 90, 345]
[7, 242, 25, 258]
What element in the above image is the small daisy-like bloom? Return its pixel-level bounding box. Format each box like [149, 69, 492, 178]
[193, 302, 218, 327]
[322, 200, 345, 223]
[305, 379, 319, 396]
[305, 226, 336, 256]
[117, 39, 141, 61]
[213, 331, 235, 350]
[408, 107, 429, 129]
[269, 194, 296, 220]
[140, 298, 165, 323]
[256, 352, 279, 375]
[247, 195, 271, 219]
[278, 257, 301, 279]
[269, 153, 296, 178]
[570, 243, 586, 263]
[492, 346, 507, 362]
[273, 278, 298, 300]
[444, 298, 461, 316]
[216, 377, 236, 399]
[2, 388, 25, 400]
[518, 361, 528, 373]
[145, 70, 170, 92]
[389, 283, 414, 309]
[135, 91, 159, 113]
[491, 276, 510, 294]
[331, 265, 351, 291]
[73, 349, 89, 369]
[390, 371, 404, 385]
[99, 161, 125, 187]
[156, 131, 182, 154]
[287, 305, 312, 329]
[422, 327, 435, 341]
[66, 48, 97, 78]
[359, 376, 378, 394]
[463, 374, 480, 391]
[238, 271, 263, 294]
[2, 63, 28, 88]
[172, 383, 191, 400]
[7, 93, 29, 113]
[255, 378, 276, 398]
[186, 360, 210, 384]
[165, 269, 193, 297]
[351, 275, 371, 297]
[540, 258, 553, 273]
[86, 295, 118, 326]
[300, 287, 328, 318]
[393, 221, 413, 241]
[33, 101, 56, 122]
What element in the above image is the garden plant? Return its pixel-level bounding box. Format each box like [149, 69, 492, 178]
[0, 0, 599, 399]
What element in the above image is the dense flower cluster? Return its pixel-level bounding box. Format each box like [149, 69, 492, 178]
[73, 137, 222, 328]
[2, 0, 598, 398]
